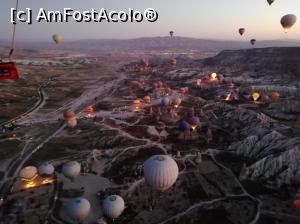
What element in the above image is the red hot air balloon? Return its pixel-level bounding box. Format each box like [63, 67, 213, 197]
[64, 111, 76, 122]
[239, 28, 245, 36]
[63, 111, 77, 128]
[293, 199, 300, 212]
[84, 106, 95, 118]
[270, 91, 280, 102]
[0, 62, 19, 80]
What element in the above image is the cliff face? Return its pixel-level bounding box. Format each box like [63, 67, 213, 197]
[197, 47, 300, 83]
[209, 48, 300, 188]
[167, 47, 300, 189]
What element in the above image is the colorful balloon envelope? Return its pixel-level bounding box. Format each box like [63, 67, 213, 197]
[0, 62, 19, 80]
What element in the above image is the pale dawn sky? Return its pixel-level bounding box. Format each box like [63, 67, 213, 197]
[1, 0, 300, 41]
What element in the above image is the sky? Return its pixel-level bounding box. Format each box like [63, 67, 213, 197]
[1, 0, 300, 41]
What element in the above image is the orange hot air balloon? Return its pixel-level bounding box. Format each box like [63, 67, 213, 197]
[209, 72, 218, 82]
[239, 28, 245, 36]
[143, 96, 151, 104]
[270, 91, 280, 102]
[132, 99, 141, 112]
[251, 92, 260, 102]
[170, 59, 177, 66]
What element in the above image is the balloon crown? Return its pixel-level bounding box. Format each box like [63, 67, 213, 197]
[154, 155, 166, 161]
[110, 195, 117, 201]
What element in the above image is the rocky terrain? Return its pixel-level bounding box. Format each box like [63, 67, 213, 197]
[0, 47, 300, 223]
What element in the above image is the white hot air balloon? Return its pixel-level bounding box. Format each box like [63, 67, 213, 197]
[62, 161, 81, 181]
[173, 97, 182, 107]
[143, 155, 179, 192]
[19, 166, 38, 181]
[52, 34, 62, 44]
[102, 195, 125, 220]
[38, 163, 55, 176]
[67, 197, 91, 222]
[67, 119, 77, 128]
[161, 96, 170, 106]
[281, 14, 297, 33]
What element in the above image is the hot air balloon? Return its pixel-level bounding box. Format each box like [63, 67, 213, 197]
[210, 73, 218, 81]
[52, 34, 62, 44]
[38, 163, 55, 177]
[132, 99, 141, 112]
[251, 91, 261, 102]
[63, 111, 75, 121]
[239, 28, 245, 36]
[0, 62, 19, 80]
[189, 116, 201, 131]
[67, 197, 91, 223]
[144, 155, 179, 192]
[169, 31, 174, 37]
[164, 87, 173, 96]
[143, 96, 151, 104]
[161, 96, 171, 106]
[250, 39, 256, 45]
[64, 111, 77, 128]
[19, 166, 38, 181]
[178, 120, 190, 131]
[281, 14, 297, 33]
[267, 0, 275, 5]
[84, 106, 95, 118]
[102, 195, 125, 219]
[169, 59, 177, 66]
[293, 199, 300, 212]
[173, 97, 182, 109]
[62, 161, 81, 181]
[270, 91, 280, 102]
